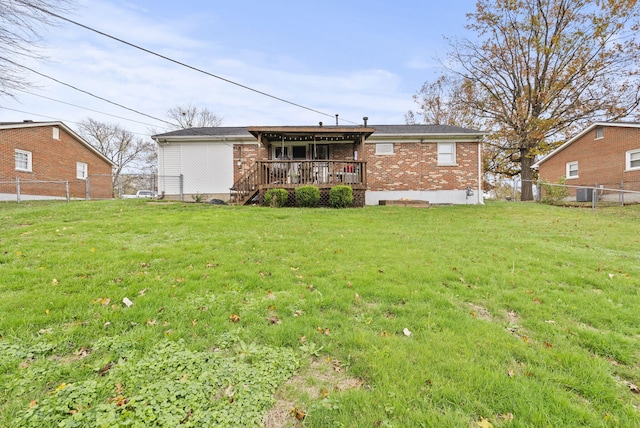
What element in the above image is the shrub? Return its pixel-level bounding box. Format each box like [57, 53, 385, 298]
[329, 185, 353, 208]
[263, 188, 289, 207]
[295, 185, 320, 208]
[541, 177, 568, 205]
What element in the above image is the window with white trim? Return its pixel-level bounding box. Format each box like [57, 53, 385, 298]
[595, 126, 604, 139]
[15, 149, 32, 172]
[437, 142, 456, 165]
[52, 127, 60, 140]
[375, 143, 394, 155]
[76, 162, 88, 179]
[627, 149, 640, 171]
[566, 161, 579, 178]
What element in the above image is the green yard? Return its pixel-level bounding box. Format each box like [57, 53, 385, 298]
[1, 200, 639, 427]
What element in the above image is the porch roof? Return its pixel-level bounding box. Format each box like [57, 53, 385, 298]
[247, 126, 375, 144]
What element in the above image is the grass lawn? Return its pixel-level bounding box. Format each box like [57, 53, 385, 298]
[0, 200, 639, 427]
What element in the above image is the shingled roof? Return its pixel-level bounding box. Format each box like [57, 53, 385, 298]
[152, 124, 484, 139]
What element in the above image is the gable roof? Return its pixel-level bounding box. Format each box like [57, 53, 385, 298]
[152, 124, 486, 142]
[0, 121, 115, 166]
[532, 122, 640, 169]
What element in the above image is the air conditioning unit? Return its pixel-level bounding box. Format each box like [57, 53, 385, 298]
[576, 187, 593, 202]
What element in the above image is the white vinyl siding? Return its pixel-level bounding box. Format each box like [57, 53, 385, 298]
[566, 161, 578, 179]
[15, 149, 32, 172]
[437, 142, 456, 165]
[158, 143, 234, 195]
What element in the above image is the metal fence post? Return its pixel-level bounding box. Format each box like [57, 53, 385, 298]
[85, 177, 90, 200]
[16, 177, 21, 204]
[620, 181, 624, 206]
[66, 181, 70, 203]
[179, 174, 184, 201]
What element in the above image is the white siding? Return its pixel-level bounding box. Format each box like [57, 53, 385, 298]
[158, 142, 233, 195]
[181, 143, 233, 194]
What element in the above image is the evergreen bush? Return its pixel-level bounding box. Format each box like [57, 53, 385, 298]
[295, 185, 320, 207]
[263, 188, 289, 207]
[329, 185, 354, 208]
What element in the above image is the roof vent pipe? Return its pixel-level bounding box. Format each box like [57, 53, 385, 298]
[363, 117, 368, 127]
[335, 114, 339, 126]
[319, 121, 323, 127]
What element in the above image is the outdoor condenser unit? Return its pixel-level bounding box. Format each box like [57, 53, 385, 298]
[576, 187, 593, 202]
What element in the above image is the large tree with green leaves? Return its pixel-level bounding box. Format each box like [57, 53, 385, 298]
[412, 0, 640, 200]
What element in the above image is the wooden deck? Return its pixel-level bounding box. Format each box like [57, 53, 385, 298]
[230, 160, 367, 205]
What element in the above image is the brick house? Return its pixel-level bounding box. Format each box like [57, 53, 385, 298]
[0, 121, 114, 200]
[532, 122, 640, 199]
[153, 123, 486, 206]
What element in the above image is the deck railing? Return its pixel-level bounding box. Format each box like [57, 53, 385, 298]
[255, 160, 366, 187]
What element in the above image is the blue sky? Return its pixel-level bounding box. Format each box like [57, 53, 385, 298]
[1, 0, 477, 136]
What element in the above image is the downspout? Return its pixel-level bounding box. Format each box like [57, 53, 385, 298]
[477, 138, 484, 204]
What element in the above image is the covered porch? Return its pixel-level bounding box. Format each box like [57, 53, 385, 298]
[230, 125, 374, 205]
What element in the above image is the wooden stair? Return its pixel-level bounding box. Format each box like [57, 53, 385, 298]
[230, 165, 259, 205]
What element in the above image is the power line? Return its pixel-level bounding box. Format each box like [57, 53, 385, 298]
[35, 6, 360, 126]
[0, 105, 154, 137]
[15, 89, 165, 128]
[8, 59, 175, 127]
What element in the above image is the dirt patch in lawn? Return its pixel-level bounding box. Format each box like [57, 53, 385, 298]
[264, 357, 365, 428]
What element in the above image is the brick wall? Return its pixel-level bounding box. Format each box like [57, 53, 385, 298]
[364, 141, 480, 191]
[538, 126, 640, 192]
[0, 125, 113, 199]
[233, 143, 265, 183]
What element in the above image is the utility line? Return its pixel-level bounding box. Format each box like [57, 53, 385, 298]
[0, 105, 155, 137]
[34, 6, 360, 126]
[15, 89, 164, 128]
[8, 59, 175, 127]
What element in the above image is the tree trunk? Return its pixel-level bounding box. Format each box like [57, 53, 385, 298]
[520, 148, 534, 201]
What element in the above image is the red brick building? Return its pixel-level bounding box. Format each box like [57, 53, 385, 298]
[532, 122, 640, 198]
[0, 121, 114, 200]
[154, 124, 486, 205]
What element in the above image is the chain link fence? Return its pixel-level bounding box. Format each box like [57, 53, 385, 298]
[534, 179, 640, 207]
[1, 174, 184, 203]
[117, 174, 183, 201]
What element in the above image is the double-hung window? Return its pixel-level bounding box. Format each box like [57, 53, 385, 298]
[15, 149, 32, 172]
[77, 162, 88, 180]
[437, 142, 456, 165]
[627, 149, 640, 171]
[566, 161, 579, 179]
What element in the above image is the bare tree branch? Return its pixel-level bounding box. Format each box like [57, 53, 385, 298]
[0, 0, 74, 97]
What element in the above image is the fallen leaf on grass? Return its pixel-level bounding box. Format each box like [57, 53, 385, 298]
[608, 273, 615, 279]
[51, 278, 59, 285]
[317, 327, 331, 335]
[628, 382, 640, 393]
[191, 319, 197, 326]
[98, 363, 113, 376]
[92, 297, 111, 306]
[122, 297, 133, 307]
[293, 310, 303, 317]
[229, 314, 240, 323]
[508, 369, 515, 378]
[403, 328, 412, 337]
[45, 309, 50, 316]
[290, 407, 306, 420]
[499, 413, 514, 421]
[138, 288, 148, 296]
[477, 417, 494, 428]
[266, 316, 280, 325]
[266, 290, 276, 299]
[29, 400, 38, 408]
